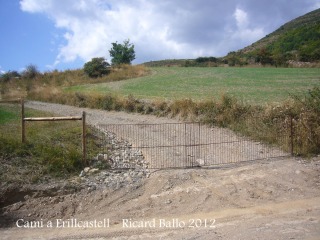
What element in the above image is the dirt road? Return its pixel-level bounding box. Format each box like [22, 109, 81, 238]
[1, 102, 320, 239]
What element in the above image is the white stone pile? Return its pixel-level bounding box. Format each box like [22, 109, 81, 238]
[78, 128, 150, 190]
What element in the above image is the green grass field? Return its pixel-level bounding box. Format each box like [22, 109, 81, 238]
[65, 67, 320, 104]
[0, 106, 19, 124]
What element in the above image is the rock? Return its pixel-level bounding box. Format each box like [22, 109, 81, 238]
[71, 176, 82, 183]
[195, 159, 205, 166]
[126, 176, 133, 183]
[89, 168, 99, 174]
[79, 170, 85, 177]
[88, 186, 96, 193]
[84, 167, 90, 173]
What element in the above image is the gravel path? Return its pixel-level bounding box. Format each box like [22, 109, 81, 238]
[25, 101, 180, 126]
[25, 101, 288, 168]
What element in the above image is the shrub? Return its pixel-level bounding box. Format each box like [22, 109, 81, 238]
[0, 71, 20, 82]
[83, 57, 110, 78]
[22, 64, 40, 79]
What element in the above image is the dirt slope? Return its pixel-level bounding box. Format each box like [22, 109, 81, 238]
[1, 102, 320, 239]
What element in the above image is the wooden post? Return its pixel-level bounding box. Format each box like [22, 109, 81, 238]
[21, 98, 26, 143]
[18, 101, 87, 165]
[82, 111, 87, 166]
[184, 123, 188, 166]
[290, 115, 294, 156]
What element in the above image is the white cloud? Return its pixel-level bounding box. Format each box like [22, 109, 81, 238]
[20, 0, 49, 13]
[0, 66, 6, 74]
[234, 8, 249, 29]
[19, 0, 317, 68]
[231, 7, 265, 44]
[20, 0, 198, 66]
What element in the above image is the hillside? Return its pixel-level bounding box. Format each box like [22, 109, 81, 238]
[243, 8, 320, 53]
[143, 9, 320, 67]
[228, 8, 320, 66]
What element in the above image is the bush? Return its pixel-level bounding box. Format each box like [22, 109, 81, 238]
[22, 64, 40, 79]
[84, 57, 110, 78]
[0, 71, 20, 82]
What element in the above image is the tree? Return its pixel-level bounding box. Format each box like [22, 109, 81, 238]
[256, 48, 273, 66]
[0, 70, 20, 82]
[272, 53, 286, 67]
[22, 64, 39, 79]
[109, 39, 135, 65]
[227, 52, 243, 66]
[83, 57, 110, 78]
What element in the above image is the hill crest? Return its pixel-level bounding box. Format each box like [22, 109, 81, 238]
[242, 8, 320, 54]
[143, 9, 320, 67]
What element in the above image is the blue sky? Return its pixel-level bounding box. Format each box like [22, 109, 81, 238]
[0, 0, 319, 73]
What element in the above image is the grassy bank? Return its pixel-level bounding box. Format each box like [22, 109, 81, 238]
[0, 65, 148, 100]
[0, 104, 102, 185]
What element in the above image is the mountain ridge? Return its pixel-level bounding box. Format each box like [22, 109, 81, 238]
[241, 8, 320, 54]
[143, 8, 320, 67]
[228, 8, 320, 66]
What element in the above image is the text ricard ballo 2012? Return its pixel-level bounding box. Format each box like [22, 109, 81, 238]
[16, 218, 216, 229]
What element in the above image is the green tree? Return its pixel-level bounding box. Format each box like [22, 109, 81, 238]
[256, 48, 273, 66]
[109, 39, 135, 65]
[227, 52, 243, 66]
[83, 57, 110, 78]
[272, 53, 286, 67]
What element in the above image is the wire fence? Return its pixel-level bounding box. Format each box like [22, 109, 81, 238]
[97, 122, 290, 169]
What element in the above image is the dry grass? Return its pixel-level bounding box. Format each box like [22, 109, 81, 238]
[0, 65, 149, 100]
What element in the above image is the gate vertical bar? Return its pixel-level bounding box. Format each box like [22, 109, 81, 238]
[198, 122, 201, 165]
[82, 111, 87, 166]
[21, 98, 26, 143]
[184, 123, 187, 167]
[290, 115, 294, 156]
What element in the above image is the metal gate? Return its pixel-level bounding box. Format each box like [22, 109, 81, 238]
[97, 122, 290, 169]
